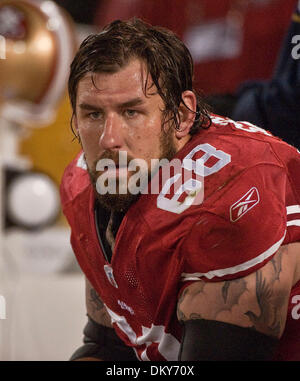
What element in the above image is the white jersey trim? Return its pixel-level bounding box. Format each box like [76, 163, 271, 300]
[287, 220, 300, 227]
[181, 232, 286, 281]
[286, 205, 300, 228]
[105, 304, 180, 361]
[76, 152, 87, 170]
[287, 205, 300, 215]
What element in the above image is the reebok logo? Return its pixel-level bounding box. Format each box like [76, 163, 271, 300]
[230, 187, 260, 222]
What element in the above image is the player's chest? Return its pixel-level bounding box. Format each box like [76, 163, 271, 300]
[76, 202, 182, 323]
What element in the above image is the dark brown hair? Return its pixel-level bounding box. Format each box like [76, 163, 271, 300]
[68, 18, 211, 136]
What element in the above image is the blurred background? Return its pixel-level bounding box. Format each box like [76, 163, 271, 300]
[0, 0, 298, 360]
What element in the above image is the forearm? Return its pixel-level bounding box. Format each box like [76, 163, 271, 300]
[72, 278, 136, 361]
[177, 246, 296, 360]
[179, 319, 279, 361]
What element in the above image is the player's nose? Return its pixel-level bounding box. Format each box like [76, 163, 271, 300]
[99, 113, 123, 151]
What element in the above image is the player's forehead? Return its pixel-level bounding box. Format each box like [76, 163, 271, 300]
[76, 58, 158, 106]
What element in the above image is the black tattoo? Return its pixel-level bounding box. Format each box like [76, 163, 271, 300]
[89, 288, 104, 312]
[245, 250, 284, 337]
[270, 246, 284, 282]
[219, 278, 247, 313]
[222, 281, 230, 303]
[177, 246, 287, 335]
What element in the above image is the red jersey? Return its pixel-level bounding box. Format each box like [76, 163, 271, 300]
[61, 115, 300, 361]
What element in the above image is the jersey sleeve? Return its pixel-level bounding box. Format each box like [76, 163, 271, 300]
[180, 163, 288, 283]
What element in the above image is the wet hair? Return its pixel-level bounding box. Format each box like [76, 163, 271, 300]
[68, 18, 211, 137]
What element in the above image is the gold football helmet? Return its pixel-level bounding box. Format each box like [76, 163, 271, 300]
[0, 0, 76, 125]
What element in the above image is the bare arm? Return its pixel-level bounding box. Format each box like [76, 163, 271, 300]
[85, 278, 112, 328]
[177, 243, 300, 359]
[72, 278, 112, 361]
[81, 278, 137, 361]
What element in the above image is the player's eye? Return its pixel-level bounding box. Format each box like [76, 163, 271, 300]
[88, 111, 102, 120]
[124, 109, 137, 118]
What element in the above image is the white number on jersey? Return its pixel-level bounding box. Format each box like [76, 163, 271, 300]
[211, 115, 272, 136]
[291, 295, 300, 320]
[157, 143, 231, 214]
[105, 304, 180, 360]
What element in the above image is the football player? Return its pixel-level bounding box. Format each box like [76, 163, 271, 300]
[61, 18, 300, 361]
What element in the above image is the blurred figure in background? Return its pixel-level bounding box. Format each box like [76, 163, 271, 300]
[94, 0, 295, 94]
[231, 1, 300, 149]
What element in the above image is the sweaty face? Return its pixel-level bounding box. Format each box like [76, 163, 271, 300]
[75, 59, 178, 211]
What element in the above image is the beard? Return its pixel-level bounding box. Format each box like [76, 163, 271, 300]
[87, 128, 177, 212]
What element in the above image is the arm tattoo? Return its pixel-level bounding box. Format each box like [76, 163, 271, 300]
[177, 285, 206, 321]
[85, 278, 112, 327]
[220, 279, 247, 305]
[177, 278, 247, 321]
[244, 272, 281, 336]
[87, 286, 112, 327]
[89, 288, 104, 312]
[218, 278, 247, 315]
[222, 281, 231, 303]
[270, 247, 283, 282]
[177, 246, 288, 338]
[245, 247, 286, 337]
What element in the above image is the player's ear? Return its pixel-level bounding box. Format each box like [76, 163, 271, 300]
[175, 90, 197, 139]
